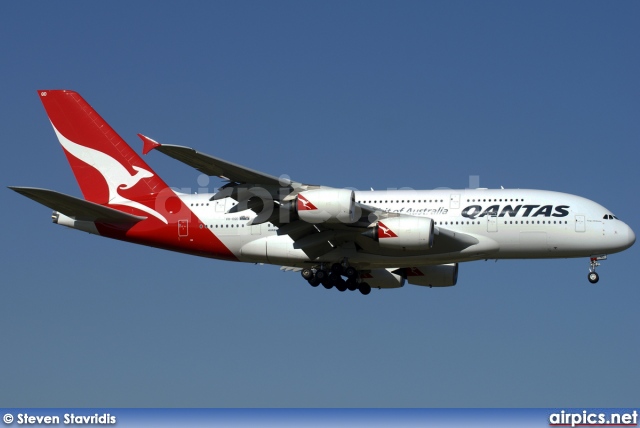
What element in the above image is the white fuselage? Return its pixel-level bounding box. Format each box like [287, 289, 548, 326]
[180, 188, 635, 269]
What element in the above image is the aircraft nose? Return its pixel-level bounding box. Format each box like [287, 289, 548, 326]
[628, 225, 636, 248]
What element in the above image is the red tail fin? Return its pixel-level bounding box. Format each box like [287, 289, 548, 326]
[38, 90, 170, 223]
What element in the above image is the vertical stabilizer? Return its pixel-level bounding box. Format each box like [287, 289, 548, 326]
[37, 90, 170, 223]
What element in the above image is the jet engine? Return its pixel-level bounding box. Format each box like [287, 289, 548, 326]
[403, 263, 458, 287]
[363, 216, 434, 251]
[294, 188, 356, 224]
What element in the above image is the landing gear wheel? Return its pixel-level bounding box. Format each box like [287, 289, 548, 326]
[358, 282, 371, 295]
[344, 266, 357, 279]
[335, 278, 347, 292]
[588, 272, 599, 284]
[301, 268, 313, 281]
[322, 277, 334, 289]
[331, 263, 343, 275]
[315, 270, 327, 281]
[308, 277, 320, 287]
[346, 278, 358, 291]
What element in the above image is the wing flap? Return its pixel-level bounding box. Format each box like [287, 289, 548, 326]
[9, 187, 146, 223]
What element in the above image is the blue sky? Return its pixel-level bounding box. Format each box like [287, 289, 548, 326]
[1, 1, 638, 407]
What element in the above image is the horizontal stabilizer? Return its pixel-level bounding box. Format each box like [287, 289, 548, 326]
[8, 187, 146, 223]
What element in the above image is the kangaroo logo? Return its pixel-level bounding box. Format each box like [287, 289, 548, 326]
[52, 123, 168, 224]
[297, 194, 318, 211]
[377, 221, 398, 238]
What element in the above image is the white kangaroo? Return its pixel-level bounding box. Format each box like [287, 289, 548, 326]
[52, 123, 167, 224]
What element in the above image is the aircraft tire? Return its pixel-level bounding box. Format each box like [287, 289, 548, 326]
[335, 278, 347, 292]
[301, 268, 313, 281]
[358, 282, 371, 295]
[588, 272, 599, 284]
[344, 266, 357, 278]
[315, 270, 327, 281]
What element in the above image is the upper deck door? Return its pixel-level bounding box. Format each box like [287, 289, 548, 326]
[575, 215, 586, 232]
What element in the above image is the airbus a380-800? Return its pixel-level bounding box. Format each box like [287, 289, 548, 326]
[10, 90, 635, 295]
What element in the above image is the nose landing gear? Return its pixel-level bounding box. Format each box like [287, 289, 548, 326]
[588, 255, 607, 283]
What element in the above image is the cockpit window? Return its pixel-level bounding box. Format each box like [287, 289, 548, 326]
[603, 214, 618, 220]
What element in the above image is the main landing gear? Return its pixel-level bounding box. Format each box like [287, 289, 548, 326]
[588, 255, 607, 284]
[301, 262, 371, 295]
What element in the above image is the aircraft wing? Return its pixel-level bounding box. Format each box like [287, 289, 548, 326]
[138, 134, 289, 186]
[8, 187, 146, 223]
[138, 138, 489, 260]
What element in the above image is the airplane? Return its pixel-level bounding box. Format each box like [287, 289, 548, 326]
[9, 90, 636, 295]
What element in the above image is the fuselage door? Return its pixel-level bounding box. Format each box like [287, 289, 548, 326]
[487, 213, 497, 232]
[575, 215, 585, 232]
[178, 219, 188, 237]
[251, 224, 261, 235]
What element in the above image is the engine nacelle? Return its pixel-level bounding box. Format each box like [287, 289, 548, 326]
[365, 216, 434, 251]
[405, 263, 458, 287]
[361, 268, 405, 289]
[296, 189, 356, 224]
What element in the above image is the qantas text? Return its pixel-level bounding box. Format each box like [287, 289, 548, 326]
[461, 204, 570, 220]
